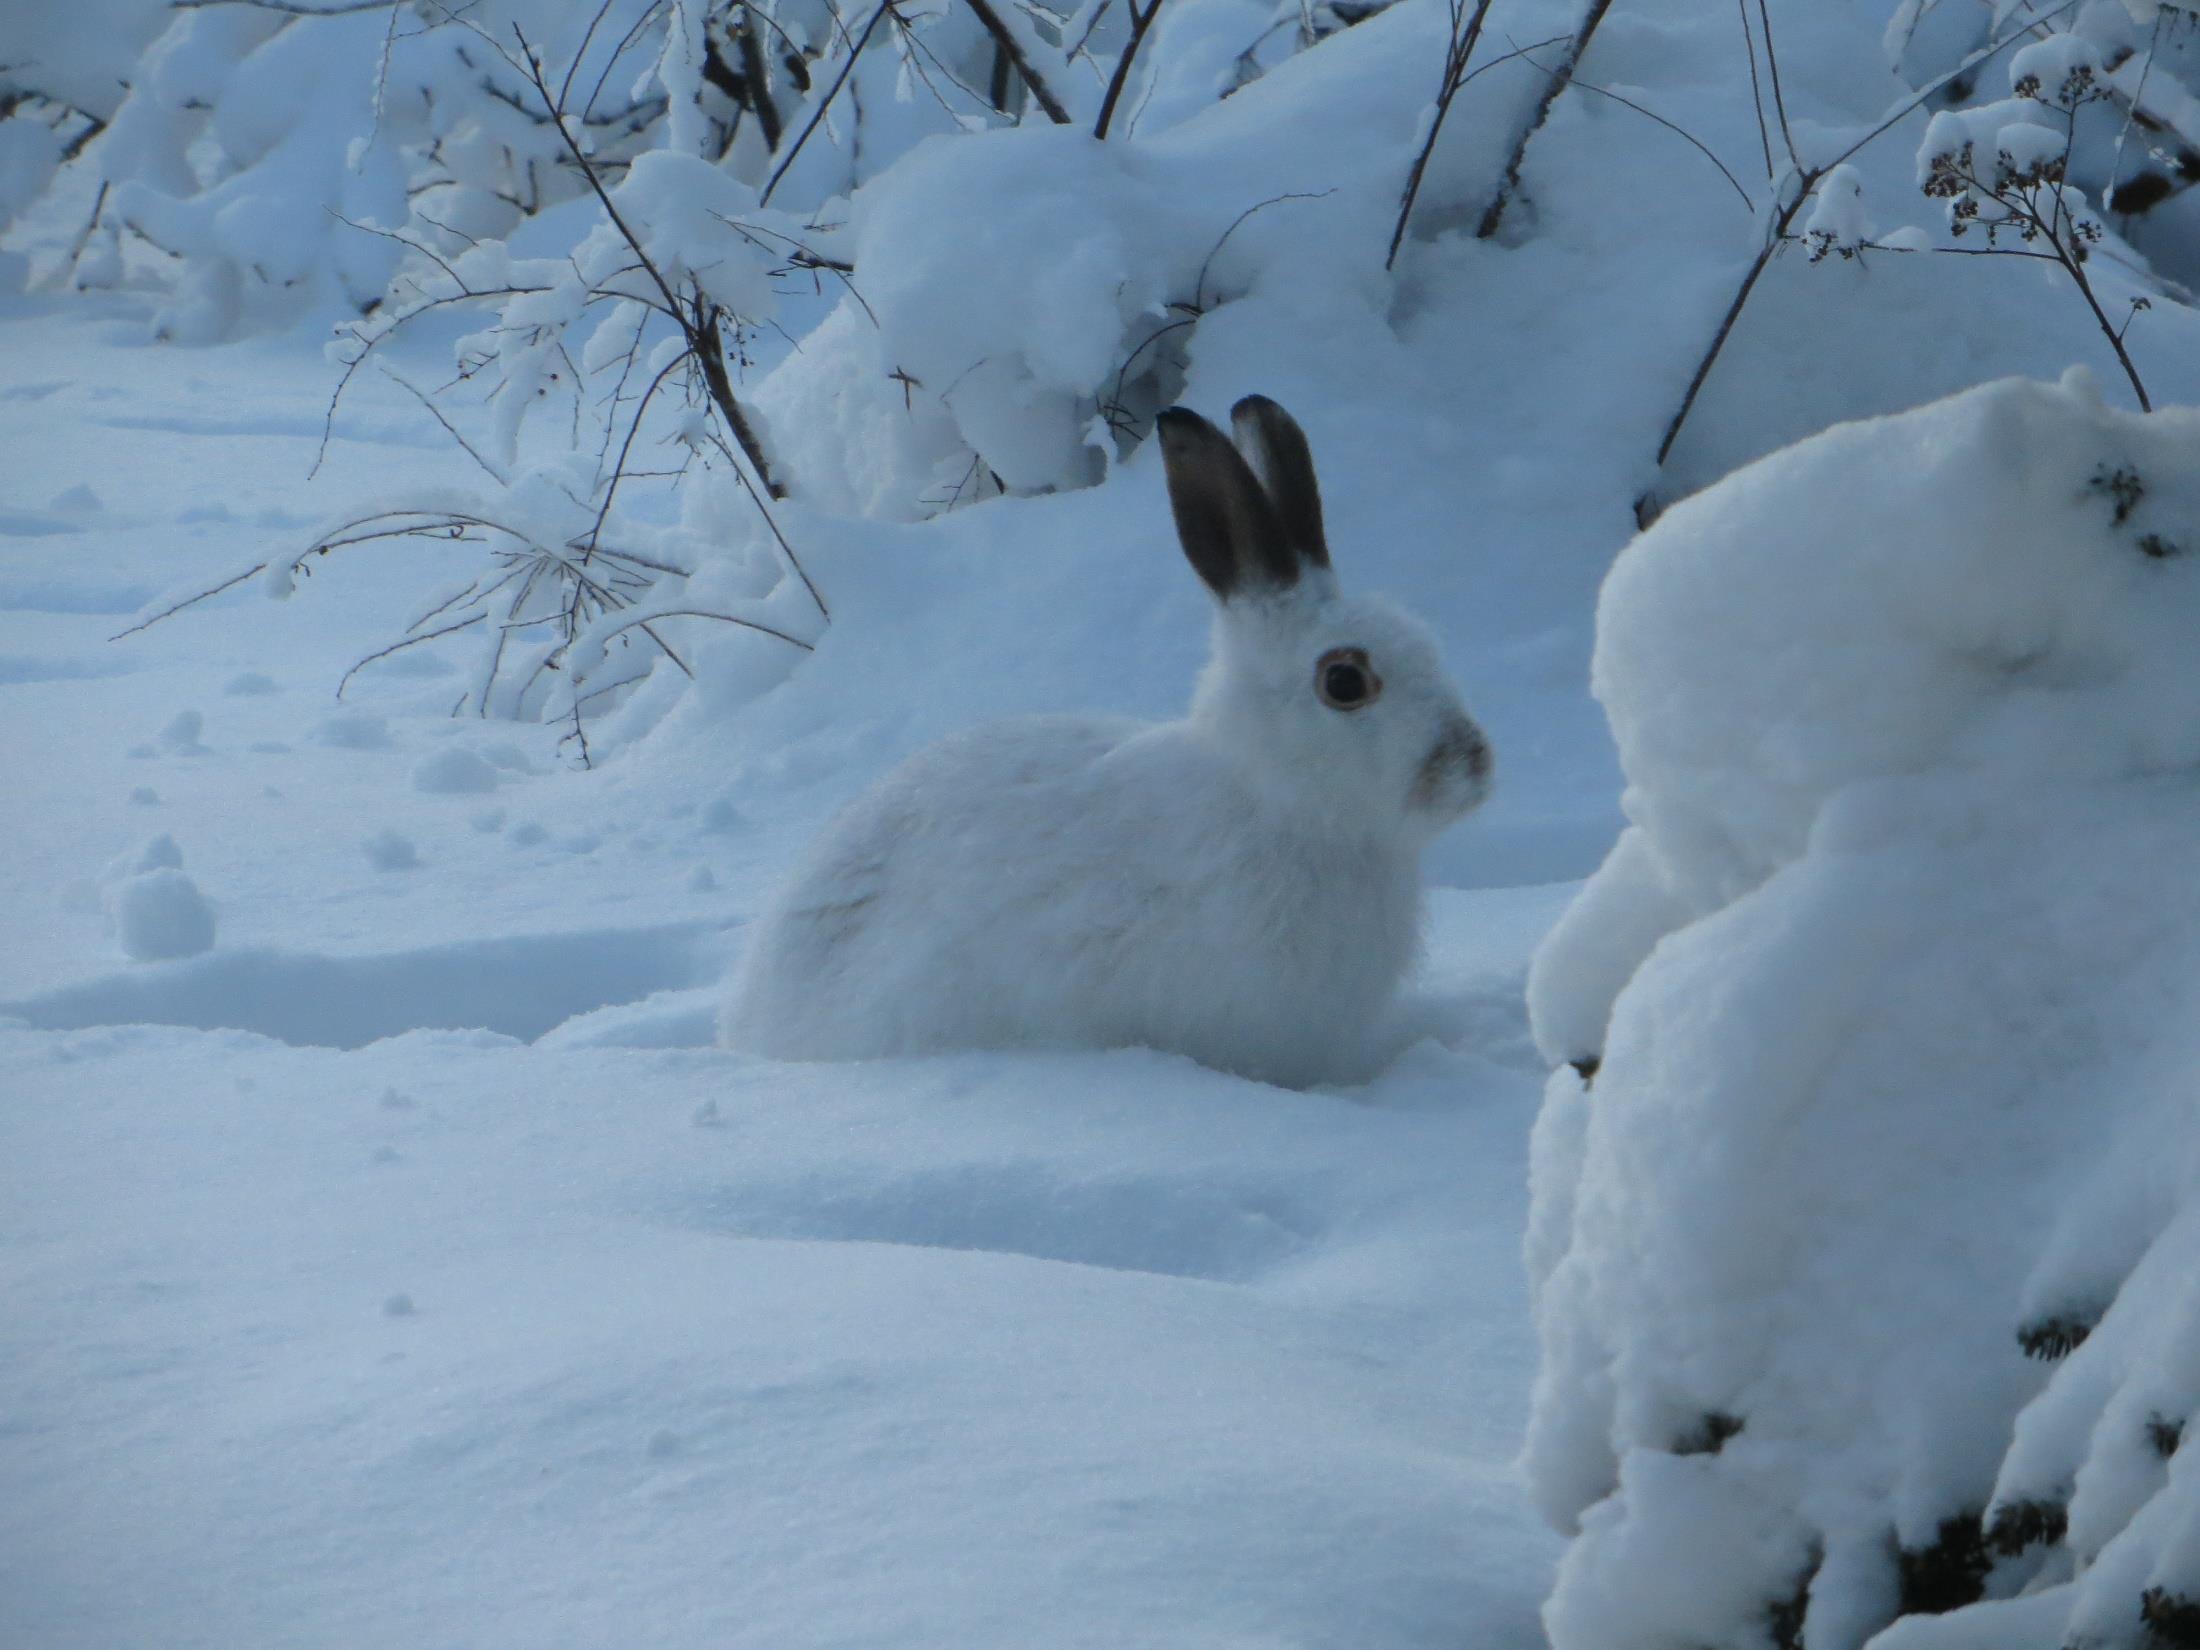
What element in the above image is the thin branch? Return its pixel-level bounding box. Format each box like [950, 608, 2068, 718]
[379, 368, 510, 484]
[109, 564, 266, 642]
[760, 0, 896, 206]
[1094, 0, 1167, 140]
[1752, 0, 1798, 173]
[582, 0, 671, 122]
[513, 23, 783, 496]
[61, 180, 111, 286]
[58, 112, 107, 165]
[1652, 229, 1785, 467]
[702, 429, 828, 620]
[337, 611, 488, 698]
[1387, 0, 1499, 270]
[1536, 56, 1751, 212]
[1195, 189, 1334, 311]
[1823, 0, 2081, 176]
[581, 349, 687, 558]
[169, 0, 398, 12]
[964, 0, 1074, 123]
[1477, 0, 1615, 239]
[1736, 0, 1774, 181]
[591, 607, 816, 652]
[560, 0, 623, 114]
[736, 10, 786, 150]
[1651, 0, 2083, 473]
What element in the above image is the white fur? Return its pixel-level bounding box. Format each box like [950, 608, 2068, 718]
[723, 428, 1490, 1087]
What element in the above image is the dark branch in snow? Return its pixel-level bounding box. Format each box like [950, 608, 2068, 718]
[1477, 0, 1616, 240]
[1094, 0, 1168, 141]
[963, 0, 1074, 124]
[1387, 0, 1499, 271]
[760, 0, 896, 206]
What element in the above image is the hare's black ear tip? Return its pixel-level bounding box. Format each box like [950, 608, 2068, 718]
[1230, 392, 1285, 421]
[1155, 405, 1221, 454]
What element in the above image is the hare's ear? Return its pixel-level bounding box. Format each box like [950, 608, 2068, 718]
[1230, 395, 1329, 574]
[1156, 406, 1299, 600]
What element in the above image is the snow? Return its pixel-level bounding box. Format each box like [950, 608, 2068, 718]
[411, 748, 501, 795]
[6, 0, 2200, 1643]
[361, 828, 421, 871]
[1526, 373, 2200, 1649]
[109, 867, 217, 962]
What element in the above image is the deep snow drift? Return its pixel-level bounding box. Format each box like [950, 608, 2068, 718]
[1526, 371, 2200, 1650]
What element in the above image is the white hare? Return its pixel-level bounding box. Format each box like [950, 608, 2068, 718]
[723, 396, 1491, 1086]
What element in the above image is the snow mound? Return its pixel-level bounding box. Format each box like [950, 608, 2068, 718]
[411, 749, 499, 796]
[1524, 372, 2200, 1650]
[111, 867, 215, 962]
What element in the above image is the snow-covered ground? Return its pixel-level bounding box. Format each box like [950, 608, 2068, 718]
[0, 266, 1577, 1648]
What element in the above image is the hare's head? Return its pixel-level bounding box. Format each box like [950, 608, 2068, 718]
[1156, 396, 1491, 842]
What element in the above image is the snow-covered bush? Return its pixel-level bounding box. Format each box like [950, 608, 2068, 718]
[1524, 370, 2200, 1649]
[62, 0, 1419, 760]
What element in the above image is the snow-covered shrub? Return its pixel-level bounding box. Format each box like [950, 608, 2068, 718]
[1887, 3, 2200, 301]
[9, 0, 1325, 333]
[79, 0, 1393, 760]
[1525, 371, 2200, 1649]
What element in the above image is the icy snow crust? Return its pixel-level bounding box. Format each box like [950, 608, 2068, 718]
[1527, 373, 2200, 1649]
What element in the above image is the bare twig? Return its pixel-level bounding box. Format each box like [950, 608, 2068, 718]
[512, 23, 784, 496]
[61, 180, 111, 286]
[1524, 51, 1751, 212]
[590, 606, 817, 652]
[1195, 189, 1334, 311]
[1094, 0, 1166, 140]
[170, 0, 397, 12]
[1752, 0, 1798, 174]
[1387, 0, 1499, 270]
[760, 0, 896, 205]
[379, 367, 510, 483]
[58, 111, 107, 165]
[337, 611, 488, 698]
[1736, 0, 1774, 181]
[964, 0, 1074, 123]
[1477, 0, 1615, 239]
[109, 564, 267, 642]
[1651, 0, 2082, 473]
[734, 9, 786, 150]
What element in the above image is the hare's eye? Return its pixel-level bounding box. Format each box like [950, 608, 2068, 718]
[1315, 647, 1380, 711]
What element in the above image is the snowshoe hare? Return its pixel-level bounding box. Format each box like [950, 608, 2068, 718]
[723, 396, 1491, 1085]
